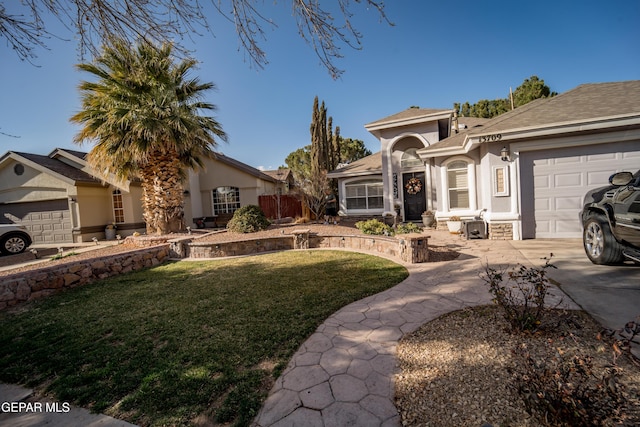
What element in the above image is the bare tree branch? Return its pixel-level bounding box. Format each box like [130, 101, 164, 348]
[0, 0, 390, 78]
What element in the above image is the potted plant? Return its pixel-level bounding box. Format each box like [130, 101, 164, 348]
[446, 215, 462, 234]
[421, 210, 435, 227]
[105, 223, 117, 240]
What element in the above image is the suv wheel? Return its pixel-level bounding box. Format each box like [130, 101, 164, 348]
[0, 233, 29, 255]
[583, 215, 624, 265]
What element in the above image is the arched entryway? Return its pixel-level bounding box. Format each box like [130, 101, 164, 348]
[394, 142, 428, 222]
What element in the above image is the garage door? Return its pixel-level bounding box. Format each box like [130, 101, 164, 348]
[0, 199, 73, 243]
[521, 141, 640, 239]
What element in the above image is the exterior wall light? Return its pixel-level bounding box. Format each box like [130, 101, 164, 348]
[500, 146, 510, 162]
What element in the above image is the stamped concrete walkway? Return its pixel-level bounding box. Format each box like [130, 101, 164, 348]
[252, 231, 578, 427]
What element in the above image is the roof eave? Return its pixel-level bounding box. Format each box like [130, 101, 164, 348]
[327, 170, 382, 179]
[470, 113, 640, 143]
[365, 110, 453, 132]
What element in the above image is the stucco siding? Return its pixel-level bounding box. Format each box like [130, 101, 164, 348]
[0, 160, 74, 204]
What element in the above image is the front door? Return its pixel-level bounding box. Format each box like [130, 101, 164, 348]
[402, 172, 426, 221]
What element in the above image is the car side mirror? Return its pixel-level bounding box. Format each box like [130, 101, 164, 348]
[609, 171, 633, 186]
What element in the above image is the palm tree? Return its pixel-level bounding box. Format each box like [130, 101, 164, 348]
[71, 38, 227, 234]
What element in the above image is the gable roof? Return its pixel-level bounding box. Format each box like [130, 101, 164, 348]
[262, 168, 293, 182]
[420, 80, 640, 157]
[49, 148, 88, 162]
[0, 151, 102, 185]
[365, 107, 452, 131]
[327, 151, 382, 178]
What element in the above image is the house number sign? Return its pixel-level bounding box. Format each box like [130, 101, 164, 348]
[479, 134, 502, 142]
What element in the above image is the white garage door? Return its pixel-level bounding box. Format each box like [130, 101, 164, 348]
[0, 199, 73, 243]
[521, 141, 640, 238]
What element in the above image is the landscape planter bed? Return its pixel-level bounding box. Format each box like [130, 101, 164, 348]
[184, 232, 430, 264]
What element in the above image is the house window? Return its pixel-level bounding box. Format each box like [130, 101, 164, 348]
[401, 148, 422, 168]
[345, 180, 383, 210]
[212, 186, 240, 214]
[447, 160, 470, 209]
[112, 190, 125, 223]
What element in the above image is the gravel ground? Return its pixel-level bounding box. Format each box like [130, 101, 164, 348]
[396, 306, 640, 427]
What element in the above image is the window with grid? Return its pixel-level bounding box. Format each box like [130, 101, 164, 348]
[345, 180, 383, 210]
[212, 186, 240, 214]
[112, 190, 125, 223]
[447, 161, 470, 209]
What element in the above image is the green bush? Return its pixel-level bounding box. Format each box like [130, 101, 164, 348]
[227, 205, 271, 233]
[396, 222, 423, 234]
[355, 219, 394, 236]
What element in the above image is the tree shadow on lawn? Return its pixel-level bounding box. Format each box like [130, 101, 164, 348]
[0, 250, 408, 427]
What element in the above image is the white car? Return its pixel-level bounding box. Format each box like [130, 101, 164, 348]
[0, 224, 33, 255]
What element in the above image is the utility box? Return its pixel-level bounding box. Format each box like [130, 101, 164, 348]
[464, 220, 487, 239]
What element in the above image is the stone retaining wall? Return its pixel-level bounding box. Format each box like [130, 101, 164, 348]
[186, 233, 430, 264]
[0, 245, 170, 310]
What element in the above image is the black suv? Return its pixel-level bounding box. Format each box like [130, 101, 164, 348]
[580, 170, 640, 265]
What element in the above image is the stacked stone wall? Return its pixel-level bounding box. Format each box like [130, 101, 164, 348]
[488, 223, 514, 240]
[188, 233, 429, 264]
[0, 245, 169, 310]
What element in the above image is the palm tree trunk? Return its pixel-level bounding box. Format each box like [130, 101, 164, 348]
[141, 151, 186, 235]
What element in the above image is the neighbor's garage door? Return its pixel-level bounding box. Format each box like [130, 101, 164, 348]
[0, 199, 73, 243]
[521, 141, 640, 239]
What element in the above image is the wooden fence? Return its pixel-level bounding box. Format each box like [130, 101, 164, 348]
[258, 194, 303, 220]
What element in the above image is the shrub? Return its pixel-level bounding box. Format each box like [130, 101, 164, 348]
[481, 255, 558, 332]
[227, 205, 271, 233]
[355, 219, 394, 236]
[396, 222, 423, 234]
[516, 343, 624, 426]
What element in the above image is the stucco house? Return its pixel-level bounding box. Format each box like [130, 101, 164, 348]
[329, 80, 640, 240]
[0, 148, 285, 243]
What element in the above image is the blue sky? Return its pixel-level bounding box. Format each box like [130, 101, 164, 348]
[1, 0, 639, 171]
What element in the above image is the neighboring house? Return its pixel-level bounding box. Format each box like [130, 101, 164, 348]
[329, 80, 640, 240]
[1, 148, 287, 242]
[183, 153, 284, 226]
[262, 168, 296, 193]
[0, 148, 145, 244]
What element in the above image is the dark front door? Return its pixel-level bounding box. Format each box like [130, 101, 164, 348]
[402, 172, 426, 221]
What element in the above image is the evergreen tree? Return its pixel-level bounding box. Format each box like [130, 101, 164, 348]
[455, 76, 556, 118]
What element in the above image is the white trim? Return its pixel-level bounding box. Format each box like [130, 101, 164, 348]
[339, 176, 385, 216]
[365, 110, 453, 132]
[471, 114, 640, 143]
[510, 128, 640, 153]
[441, 156, 477, 213]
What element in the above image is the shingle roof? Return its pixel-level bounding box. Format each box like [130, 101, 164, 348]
[327, 152, 382, 177]
[50, 148, 89, 161]
[422, 80, 640, 154]
[472, 80, 640, 134]
[11, 151, 101, 184]
[263, 168, 292, 181]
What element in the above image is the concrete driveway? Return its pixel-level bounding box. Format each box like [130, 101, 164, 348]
[510, 238, 640, 332]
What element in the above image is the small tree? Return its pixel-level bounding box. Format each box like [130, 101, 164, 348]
[295, 169, 327, 221]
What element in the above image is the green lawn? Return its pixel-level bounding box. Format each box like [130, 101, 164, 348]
[0, 250, 408, 426]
